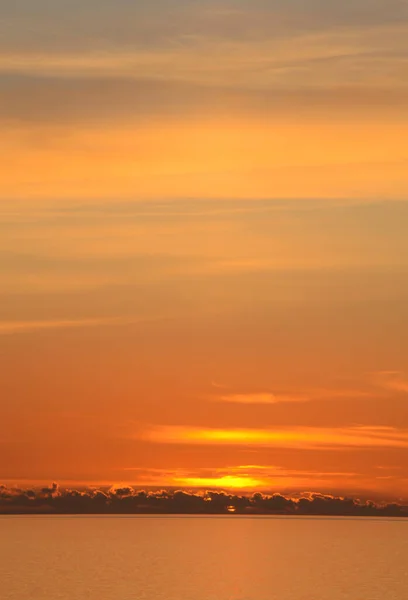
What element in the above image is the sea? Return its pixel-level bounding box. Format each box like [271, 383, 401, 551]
[1, 515, 407, 600]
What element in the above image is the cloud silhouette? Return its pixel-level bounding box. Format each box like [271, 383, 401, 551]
[0, 484, 406, 516]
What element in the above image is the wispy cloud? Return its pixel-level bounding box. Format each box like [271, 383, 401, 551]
[374, 371, 408, 394]
[1, 6, 407, 89]
[211, 387, 372, 405]
[0, 315, 165, 335]
[209, 369, 408, 409]
[214, 393, 307, 405]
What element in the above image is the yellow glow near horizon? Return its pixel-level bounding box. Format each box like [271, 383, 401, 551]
[173, 475, 264, 489]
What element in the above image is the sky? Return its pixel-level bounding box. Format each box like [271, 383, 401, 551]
[1, 0, 408, 501]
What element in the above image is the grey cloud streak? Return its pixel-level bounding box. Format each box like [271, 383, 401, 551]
[2, 0, 407, 127]
[2, 75, 408, 125]
[1, 1, 407, 54]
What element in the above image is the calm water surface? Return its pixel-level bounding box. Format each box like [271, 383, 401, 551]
[1, 516, 407, 600]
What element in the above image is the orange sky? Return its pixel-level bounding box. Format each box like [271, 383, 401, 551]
[1, 0, 408, 500]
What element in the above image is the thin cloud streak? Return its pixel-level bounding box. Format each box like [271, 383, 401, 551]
[0, 315, 166, 335]
[212, 388, 372, 405]
[1, 17, 407, 87]
[374, 371, 408, 394]
[215, 393, 308, 404]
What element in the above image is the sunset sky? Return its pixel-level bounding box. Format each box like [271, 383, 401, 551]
[1, 0, 408, 501]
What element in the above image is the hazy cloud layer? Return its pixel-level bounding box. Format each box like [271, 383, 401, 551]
[2, 1, 407, 53]
[1, 1, 408, 129]
[2, 1, 407, 202]
[2, 76, 408, 125]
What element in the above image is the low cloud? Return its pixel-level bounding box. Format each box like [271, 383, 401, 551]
[0, 483, 406, 516]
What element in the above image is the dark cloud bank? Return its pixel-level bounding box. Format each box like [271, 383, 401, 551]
[1, 484, 407, 516]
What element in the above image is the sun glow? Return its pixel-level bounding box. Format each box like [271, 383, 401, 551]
[173, 475, 264, 489]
